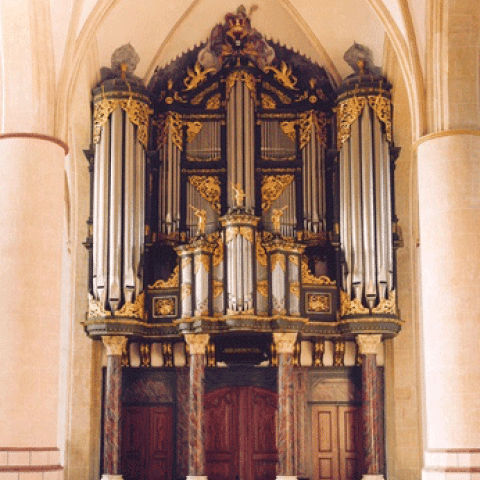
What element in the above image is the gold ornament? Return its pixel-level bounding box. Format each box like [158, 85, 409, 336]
[372, 290, 396, 314]
[226, 71, 256, 98]
[102, 335, 128, 356]
[257, 280, 269, 297]
[184, 333, 210, 354]
[153, 297, 176, 316]
[336, 96, 367, 146]
[301, 258, 336, 285]
[186, 121, 203, 143]
[256, 241, 268, 267]
[271, 253, 286, 272]
[188, 176, 221, 213]
[264, 61, 298, 90]
[290, 282, 300, 298]
[261, 175, 294, 212]
[194, 254, 210, 273]
[213, 280, 223, 298]
[93, 93, 152, 148]
[232, 183, 246, 208]
[166, 112, 184, 150]
[190, 205, 207, 236]
[183, 62, 216, 91]
[340, 289, 369, 316]
[149, 266, 179, 289]
[191, 82, 219, 105]
[307, 293, 330, 313]
[87, 294, 109, 318]
[206, 94, 221, 110]
[271, 205, 288, 231]
[264, 82, 292, 104]
[261, 93, 276, 109]
[116, 292, 144, 319]
[368, 95, 392, 142]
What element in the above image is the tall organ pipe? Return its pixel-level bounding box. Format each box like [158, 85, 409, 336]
[336, 74, 395, 314]
[91, 83, 151, 314]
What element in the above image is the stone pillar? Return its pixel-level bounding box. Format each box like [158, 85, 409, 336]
[102, 336, 128, 480]
[184, 333, 210, 480]
[273, 332, 298, 480]
[417, 133, 480, 479]
[356, 334, 384, 480]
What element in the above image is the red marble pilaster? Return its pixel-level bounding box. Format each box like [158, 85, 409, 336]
[357, 334, 384, 478]
[102, 336, 127, 478]
[176, 367, 190, 479]
[274, 332, 297, 478]
[184, 334, 209, 478]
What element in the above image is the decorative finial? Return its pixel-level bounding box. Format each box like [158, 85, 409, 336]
[111, 43, 140, 77]
[343, 43, 381, 76]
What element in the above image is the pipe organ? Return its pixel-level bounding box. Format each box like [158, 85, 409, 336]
[84, 10, 402, 345]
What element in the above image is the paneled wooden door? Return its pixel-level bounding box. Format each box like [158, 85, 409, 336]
[312, 405, 363, 480]
[205, 386, 278, 480]
[121, 405, 173, 480]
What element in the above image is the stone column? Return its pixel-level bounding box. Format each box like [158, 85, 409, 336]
[184, 333, 210, 480]
[273, 332, 298, 480]
[417, 133, 480, 479]
[356, 334, 384, 480]
[102, 336, 128, 480]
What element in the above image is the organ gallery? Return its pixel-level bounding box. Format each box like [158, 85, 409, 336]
[83, 7, 401, 480]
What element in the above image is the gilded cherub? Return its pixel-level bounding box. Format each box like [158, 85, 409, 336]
[232, 182, 246, 208]
[190, 205, 206, 236]
[271, 205, 288, 231]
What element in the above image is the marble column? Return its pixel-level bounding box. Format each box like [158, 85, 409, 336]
[184, 333, 210, 480]
[102, 335, 128, 480]
[356, 334, 384, 480]
[273, 332, 298, 480]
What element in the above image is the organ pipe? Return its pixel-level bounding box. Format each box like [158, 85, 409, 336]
[337, 74, 395, 314]
[91, 83, 151, 314]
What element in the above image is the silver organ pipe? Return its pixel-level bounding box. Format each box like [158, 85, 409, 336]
[337, 78, 395, 313]
[108, 108, 123, 312]
[91, 85, 151, 314]
[227, 80, 255, 209]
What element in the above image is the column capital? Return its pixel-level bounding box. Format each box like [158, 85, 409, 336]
[273, 332, 298, 354]
[102, 336, 128, 356]
[184, 333, 210, 354]
[356, 334, 382, 355]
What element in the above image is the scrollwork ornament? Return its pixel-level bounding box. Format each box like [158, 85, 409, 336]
[257, 280, 269, 297]
[256, 241, 268, 267]
[368, 94, 392, 142]
[226, 71, 257, 98]
[264, 61, 298, 90]
[166, 112, 184, 150]
[149, 266, 179, 289]
[239, 227, 254, 244]
[307, 293, 330, 312]
[340, 289, 369, 316]
[88, 293, 109, 318]
[116, 292, 144, 319]
[154, 298, 175, 316]
[372, 290, 396, 314]
[336, 96, 367, 147]
[188, 175, 221, 213]
[261, 174, 294, 212]
[301, 258, 336, 285]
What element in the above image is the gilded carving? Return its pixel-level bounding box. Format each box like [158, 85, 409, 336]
[225, 227, 239, 244]
[184, 333, 210, 354]
[264, 82, 292, 104]
[191, 82, 219, 105]
[271, 206, 287, 231]
[153, 297, 176, 316]
[256, 240, 268, 267]
[372, 290, 396, 314]
[195, 254, 210, 274]
[186, 121, 203, 143]
[206, 94, 221, 110]
[261, 174, 294, 211]
[314, 111, 328, 147]
[225, 71, 256, 98]
[289, 255, 299, 266]
[340, 289, 369, 316]
[183, 62, 216, 91]
[356, 334, 382, 355]
[301, 258, 336, 285]
[87, 294, 109, 318]
[149, 266, 179, 289]
[188, 175, 221, 213]
[307, 293, 330, 313]
[273, 332, 297, 354]
[210, 234, 224, 267]
[232, 183, 246, 208]
[190, 205, 206, 236]
[336, 96, 367, 146]
[116, 292, 144, 319]
[264, 61, 298, 90]
[93, 93, 152, 148]
[257, 280, 269, 297]
[166, 112, 184, 150]
[280, 120, 296, 143]
[368, 94, 392, 142]
[239, 227, 254, 244]
[102, 335, 128, 356]
[261, 93, 276, 109]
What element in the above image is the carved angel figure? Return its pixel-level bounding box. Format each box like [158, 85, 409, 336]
[190, 205, 207, 236]
[232, 182, 246, 208]
[271, 206, 288, 231]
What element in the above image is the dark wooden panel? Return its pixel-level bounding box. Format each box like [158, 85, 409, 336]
[148, 406, 173, 480]
[122, 407, 146, 480]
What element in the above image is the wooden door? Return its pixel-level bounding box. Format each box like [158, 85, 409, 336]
[205, 386, 278, 480]
[312, 405, 362, 480]
[122, 405, 173, 480]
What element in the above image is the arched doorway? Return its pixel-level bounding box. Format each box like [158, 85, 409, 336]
[205, 386, 278, 480]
